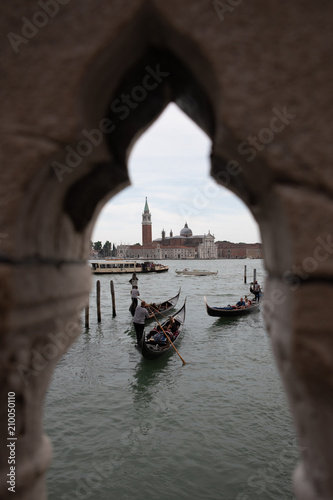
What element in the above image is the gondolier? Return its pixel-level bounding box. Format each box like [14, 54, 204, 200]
[253, 281, 261, 302]
[133, 301, 150, 346]
[129, 286, 140, 316]
[129, 272, 138, 288]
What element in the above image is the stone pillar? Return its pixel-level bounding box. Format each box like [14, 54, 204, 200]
[0, 263, 91, 499]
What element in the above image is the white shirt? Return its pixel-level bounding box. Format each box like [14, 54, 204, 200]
[133, 306, 150, 324]
[131, 289, 140, 299]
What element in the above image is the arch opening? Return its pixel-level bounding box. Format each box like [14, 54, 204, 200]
[44, 104, 299, 500]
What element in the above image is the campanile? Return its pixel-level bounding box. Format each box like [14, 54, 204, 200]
[142, 197, 152, 245]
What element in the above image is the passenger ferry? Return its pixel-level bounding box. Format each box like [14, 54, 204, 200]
[90, 260, 169, 274]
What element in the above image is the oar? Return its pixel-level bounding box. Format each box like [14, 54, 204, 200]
[140, 300, 186, 366]
[152, 311, 187, 366]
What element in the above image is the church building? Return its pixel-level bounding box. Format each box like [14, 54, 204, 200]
[117, 198, 217, 259]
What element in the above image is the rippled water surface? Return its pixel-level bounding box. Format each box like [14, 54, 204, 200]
[44, 259, 297, 500]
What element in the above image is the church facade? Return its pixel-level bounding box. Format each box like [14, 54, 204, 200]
[117, 199, 217, 259]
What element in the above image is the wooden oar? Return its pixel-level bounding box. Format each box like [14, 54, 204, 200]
[139, 300, 186, 366]
[151, 311, 186, 366]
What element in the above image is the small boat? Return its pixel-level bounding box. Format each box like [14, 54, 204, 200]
[175, 268, 218, 276]
[146, 288, 181, 320]
[91, 259, 168, 274]
[138, 301, 186, 360]
[204, 296, 260, 317]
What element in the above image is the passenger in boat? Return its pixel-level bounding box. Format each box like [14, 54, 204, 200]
[133, 301, 150, 346]
[164, 317, 178, 341]
[147, 323, 162, 340]
[166, 316, 177, 332]
[147, 324, 168, 345]
[169, 330, 179, 341]
[129, 286, 140, 316]
[244, 295, 252, 306]
[151, 331, 167, 345]
[148, 303, 158, 314]
[235, 298, 246, 308]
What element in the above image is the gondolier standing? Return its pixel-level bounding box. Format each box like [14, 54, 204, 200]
[133, 301, 150, 346]
[253, 280, 261, 302]
[129, 286, 140, 316]
[129, 272, 138, 287]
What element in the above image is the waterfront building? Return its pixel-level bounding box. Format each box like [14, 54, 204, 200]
[115, 200, 262, 260]
[216, 241, 263, 259]
[117, 200, 217, 259]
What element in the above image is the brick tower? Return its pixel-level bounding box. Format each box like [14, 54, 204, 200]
[142, 197, 152, 245]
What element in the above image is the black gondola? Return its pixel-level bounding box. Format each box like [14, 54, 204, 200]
[204, 296, 260, 317]
[138, 301, 186, 360]
[130, 288, 181, 318]
[145, 288, 181, 320]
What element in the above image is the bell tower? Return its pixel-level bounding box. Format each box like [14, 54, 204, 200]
[142, 197, 152, 245]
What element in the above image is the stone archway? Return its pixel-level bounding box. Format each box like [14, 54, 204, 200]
[1, 1, 333, 499]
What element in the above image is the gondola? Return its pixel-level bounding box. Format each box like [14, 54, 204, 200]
[138, 301, 186, 360]
[130, 288, 181, 318]
[204, 296, 260, 317]
[145, 288, 181, 320]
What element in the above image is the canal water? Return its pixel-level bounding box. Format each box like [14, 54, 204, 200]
[44, 259, 298, 500]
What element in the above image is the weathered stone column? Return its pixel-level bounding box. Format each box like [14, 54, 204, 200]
[0, 262, 91, 500]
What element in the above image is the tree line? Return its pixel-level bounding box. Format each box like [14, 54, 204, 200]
[91, 241, 117, 257]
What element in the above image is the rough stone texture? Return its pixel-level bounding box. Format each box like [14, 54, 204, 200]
[264, 279, 333, 499]
[1, 0, 333, 498]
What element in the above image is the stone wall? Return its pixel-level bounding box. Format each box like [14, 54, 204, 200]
[1, 0, 333, 498]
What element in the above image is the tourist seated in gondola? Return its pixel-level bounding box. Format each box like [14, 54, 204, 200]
[167, 327, 179, 342]
[244, 295, 252, 306]
[147, 325, 168, 345]
[224, 298, 246, 310]
[235, 298, 246, 309]
[147, 302, 158, 314]
[165, 316, 179, 341]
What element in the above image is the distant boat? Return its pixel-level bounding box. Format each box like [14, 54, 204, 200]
[175, 268, 218, 276]
[91, 259, 168, 274]
[204, 296, 260, 317]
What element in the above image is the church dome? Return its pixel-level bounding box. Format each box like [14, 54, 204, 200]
[180, 222, 193, 237]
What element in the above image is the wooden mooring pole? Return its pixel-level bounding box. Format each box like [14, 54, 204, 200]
[253, 268, 257, 283]
[85, 299, 89, 328]
[96, 280, 101, 323]
[244, 265, 247, 284]
[110, 280, 116, 318]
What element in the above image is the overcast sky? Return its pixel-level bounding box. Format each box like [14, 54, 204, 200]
[92, 103, 261, 246]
